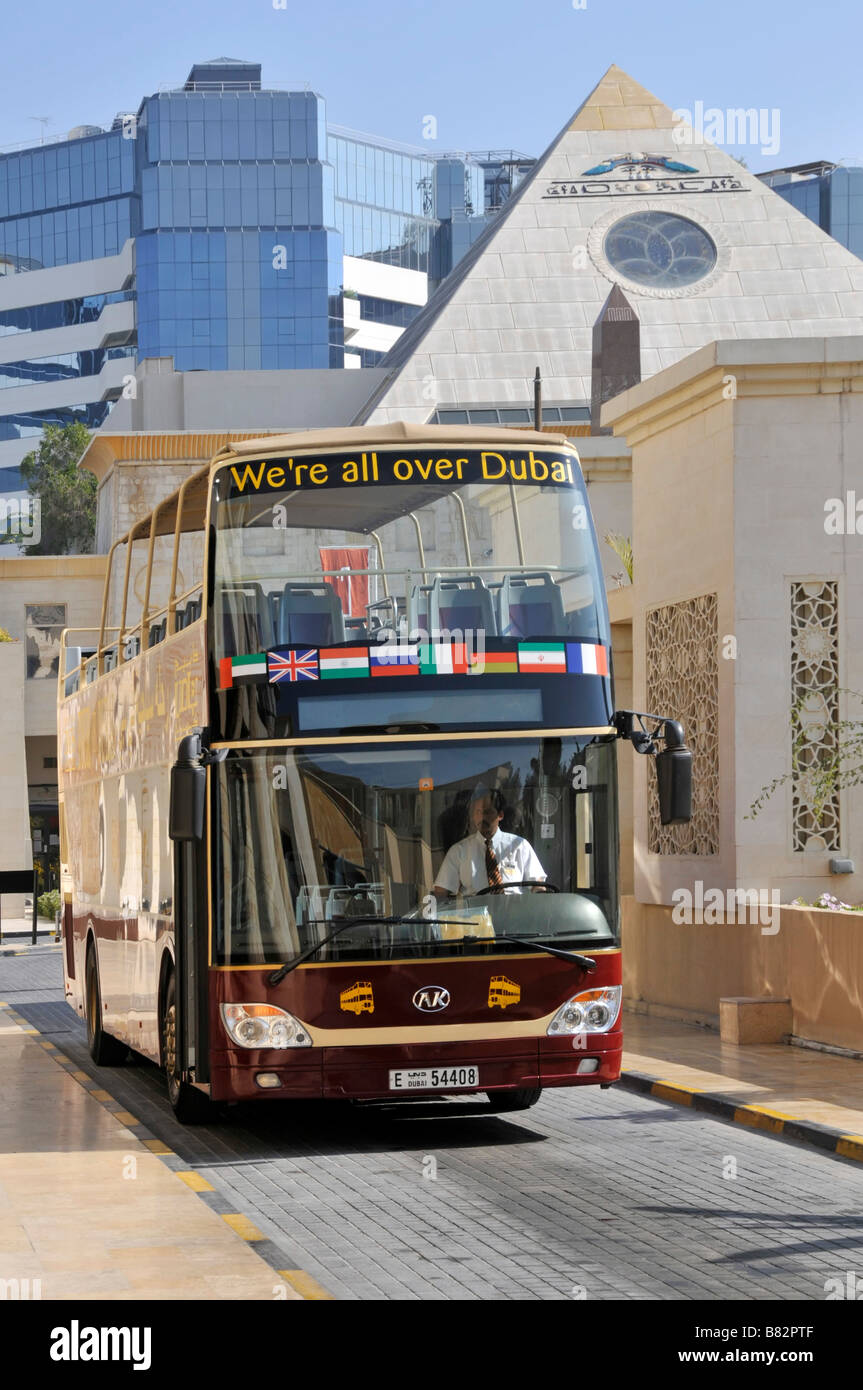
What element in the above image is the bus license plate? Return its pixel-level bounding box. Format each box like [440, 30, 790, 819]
[389, 1065, 479, 1091]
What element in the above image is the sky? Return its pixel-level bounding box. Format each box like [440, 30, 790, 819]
[1, 0, 861, 171]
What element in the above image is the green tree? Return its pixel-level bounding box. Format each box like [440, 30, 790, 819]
[19, 422, 96, 555]
[748, 689, 863, 822]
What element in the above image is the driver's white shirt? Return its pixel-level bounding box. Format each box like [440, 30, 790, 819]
[434, 829, 546, 896]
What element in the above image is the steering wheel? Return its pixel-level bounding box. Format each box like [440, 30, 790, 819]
[477, 880, 559, 896]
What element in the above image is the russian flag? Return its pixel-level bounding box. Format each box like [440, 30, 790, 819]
[370, 643, 420, 676]
[566, 642, 609, 676]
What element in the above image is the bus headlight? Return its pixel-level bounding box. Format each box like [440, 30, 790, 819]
[547, 987, 621, 1035]
[220, 1003, 312, 1049]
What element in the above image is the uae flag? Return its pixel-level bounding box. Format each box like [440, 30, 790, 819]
[517, 643, 567, 674]
[420, 642, 469, 676]
[468, 649, 518, 675]
[319, 647, 370, 679]
[370, 643, 420, 676]
[219, 652, 267, 689]
[566, 642, 609, 676]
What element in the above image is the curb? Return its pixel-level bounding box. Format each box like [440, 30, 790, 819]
[0, 1000, 336, 1300]
[619, 1067, 863, 1164]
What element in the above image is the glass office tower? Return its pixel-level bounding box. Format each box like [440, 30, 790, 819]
[759, 161, 863, 261]
[0, 58, 499, 485]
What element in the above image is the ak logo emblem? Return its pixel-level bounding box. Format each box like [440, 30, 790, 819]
[412, 986, 451, 1013]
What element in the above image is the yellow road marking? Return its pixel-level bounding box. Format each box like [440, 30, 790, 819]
[142, 1139, 174, 1155]
[222, 1213, 265, 1241]
[90, 1089, 113, 1103]
[39, 1040, 56, 1050]
[277, 1269, 335, 1301]
[652, 1082, 695, 1105]
[71, 1070, 92, 1082]
[837, 1136, 863, 1162]
[113, 1111, 139, 1126]
[733, 1107, 785, 1134]
[176, 1171, 215, 1192]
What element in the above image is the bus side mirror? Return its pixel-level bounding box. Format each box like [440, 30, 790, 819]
[169, 734, 206, 841]
[655, 721, 692, 826]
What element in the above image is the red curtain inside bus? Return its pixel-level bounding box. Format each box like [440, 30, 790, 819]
[319, 547, 369, 617]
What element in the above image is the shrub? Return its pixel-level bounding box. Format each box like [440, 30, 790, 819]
[38, 889, 61, 920]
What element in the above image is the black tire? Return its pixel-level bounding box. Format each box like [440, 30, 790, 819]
[161, 973, 213, 1124]
[486, 1086, 543, 1113]
[85, 946, 128, 1066]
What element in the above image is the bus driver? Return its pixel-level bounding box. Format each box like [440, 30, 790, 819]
[433, 788, 547, 900]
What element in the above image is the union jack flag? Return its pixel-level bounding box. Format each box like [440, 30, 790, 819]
[268, 648, 319, 683]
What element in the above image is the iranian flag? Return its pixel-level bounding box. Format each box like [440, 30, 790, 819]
[419, 642, 469, 675]
[517, 643, 567, 674]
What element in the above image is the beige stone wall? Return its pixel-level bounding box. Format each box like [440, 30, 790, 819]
[0, 641, 33, 879]
[622, 896, 863, 1052]
[605, 342, 863, 912]
[0, 557, 106, 739]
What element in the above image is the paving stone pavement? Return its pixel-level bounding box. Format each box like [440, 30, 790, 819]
[3, 948, 863, 1301]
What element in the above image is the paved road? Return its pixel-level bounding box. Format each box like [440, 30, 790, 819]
[3, 948, 863, 1301]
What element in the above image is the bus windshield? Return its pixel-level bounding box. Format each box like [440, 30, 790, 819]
[210, 443, 610, 689]
[213, 737, 619, 966]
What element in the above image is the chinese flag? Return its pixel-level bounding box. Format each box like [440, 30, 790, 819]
[319, 548, 369, 618]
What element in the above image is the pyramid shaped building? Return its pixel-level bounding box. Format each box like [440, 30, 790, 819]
[357, 65, 863, 424]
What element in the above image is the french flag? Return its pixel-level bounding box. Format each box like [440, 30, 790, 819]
[566, 642, 609, 676]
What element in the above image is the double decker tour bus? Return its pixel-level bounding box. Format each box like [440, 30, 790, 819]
[58, 425, 691, 1122]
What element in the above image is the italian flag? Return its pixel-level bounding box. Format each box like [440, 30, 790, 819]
[517, 643, 567, 674]
[220, 653, 267, 689]
[319, 647, 370, 679]
[420, 642, 469, 675]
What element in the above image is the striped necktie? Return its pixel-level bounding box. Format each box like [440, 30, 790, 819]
[485, 836, 503, 890]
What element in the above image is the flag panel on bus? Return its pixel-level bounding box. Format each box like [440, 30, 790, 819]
[268, 648, 320, 682]
[419, 642, 469, 676]
[220, 653, 268, 689]
[319, 647, 370, 679]
[369, 644, 420, 676]
[468, 650, 519, 675]
[517, 643, 567, 674]
[566, 642, 609, 676]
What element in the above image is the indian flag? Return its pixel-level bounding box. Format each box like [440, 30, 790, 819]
[420, 642, 469, 675]
[517, 643, 566, 674]
[468, 649, 518, 675]
[219, 652, 267, 689]
[566, 642, 609, 676]
[319, 647, 370, 679]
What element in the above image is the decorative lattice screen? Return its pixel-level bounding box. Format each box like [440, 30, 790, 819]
[790, 580, 840, 852]
[646, 593, 719, 856]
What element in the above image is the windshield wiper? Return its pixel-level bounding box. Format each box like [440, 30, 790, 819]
[268, 914, 468, 984]
[269, 915, 598, 983]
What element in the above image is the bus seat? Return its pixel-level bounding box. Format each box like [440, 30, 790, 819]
[219, 583, 270, 653]
[64, 647, 82, 697]
[499, 572, 566, 638]
[344, 615, 368, 641]
[148, 619, 166, 648]
[408, 584, 433, 639]
[103, 649, 117, 671]
[429, 576, 497, 639]
[277, 583, 345, 647]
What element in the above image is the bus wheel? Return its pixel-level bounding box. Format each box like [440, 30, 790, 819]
[485, 1086, 542, 1112]
[161, 973, 213, 1125]
[85, 946, 128, 1066]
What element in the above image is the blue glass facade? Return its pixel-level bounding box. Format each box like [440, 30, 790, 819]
[760, 163, 863, 261]
[0, 58, 499, 469]
[136, 89, 343, 369]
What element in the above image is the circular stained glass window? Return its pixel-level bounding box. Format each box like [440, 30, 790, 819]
[603, 211, 717, 288]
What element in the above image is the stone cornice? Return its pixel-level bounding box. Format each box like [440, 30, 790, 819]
[601, 339, 863, 446]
